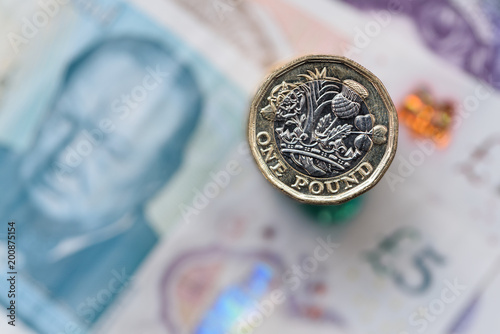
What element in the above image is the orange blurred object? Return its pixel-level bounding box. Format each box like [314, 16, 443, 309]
[398, 88, 454, 148]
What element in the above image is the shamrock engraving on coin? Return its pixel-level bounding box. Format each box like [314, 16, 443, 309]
[248, 55, 398, 204]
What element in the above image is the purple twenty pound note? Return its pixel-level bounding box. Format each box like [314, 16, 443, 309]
[342, 0, 500, 90]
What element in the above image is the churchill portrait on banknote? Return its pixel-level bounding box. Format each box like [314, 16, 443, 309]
[0, 37, 202, 323]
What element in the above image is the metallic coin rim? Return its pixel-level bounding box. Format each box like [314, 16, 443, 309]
[248, 55, 398, 205]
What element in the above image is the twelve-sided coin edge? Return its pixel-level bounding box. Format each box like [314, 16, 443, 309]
[248, 55, 398, 205]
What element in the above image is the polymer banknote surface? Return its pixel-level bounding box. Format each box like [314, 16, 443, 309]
[2, 0, 500, 333]
[0, 0, 246, 333]
[99, 0, 500, 333]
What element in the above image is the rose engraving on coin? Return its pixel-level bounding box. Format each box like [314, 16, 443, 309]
[248, 56, 398, 204]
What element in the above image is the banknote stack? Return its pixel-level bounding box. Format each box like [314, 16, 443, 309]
[1, 0, 500, 333]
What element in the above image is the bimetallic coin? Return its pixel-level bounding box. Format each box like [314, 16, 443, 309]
[248, 55, 398, 205]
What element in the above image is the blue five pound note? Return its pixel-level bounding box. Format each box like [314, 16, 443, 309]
[0, 1, 246, 333]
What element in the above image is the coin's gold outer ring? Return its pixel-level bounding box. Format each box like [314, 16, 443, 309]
[248, 55, 399, 205]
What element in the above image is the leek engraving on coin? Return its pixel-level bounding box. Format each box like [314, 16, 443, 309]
[249, 56, 398, 205]
[262, 68, 388, 178]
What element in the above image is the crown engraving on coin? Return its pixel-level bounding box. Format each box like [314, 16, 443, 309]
[262, 68, 388, 178]
[248, 56, 398, 205]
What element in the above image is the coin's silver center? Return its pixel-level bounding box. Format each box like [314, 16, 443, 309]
[273, 78, 374, 178]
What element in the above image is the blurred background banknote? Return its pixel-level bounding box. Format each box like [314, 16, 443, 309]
[2, 0, 500, 333]
[0, 0, 247, 333]
[96, 158, 498, 334]
[341, 0, 500, 91]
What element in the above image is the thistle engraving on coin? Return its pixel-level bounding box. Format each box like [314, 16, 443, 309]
[248, 56, 398, 204]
